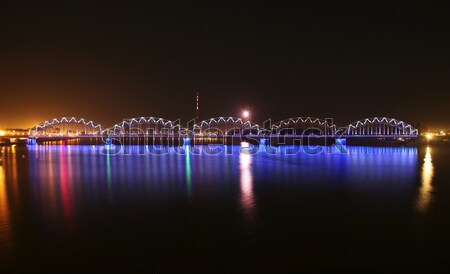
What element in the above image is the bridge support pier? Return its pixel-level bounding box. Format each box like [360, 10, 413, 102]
[259, 138, 268, 146]
[183, 137, 191, 146]
[335, 138, 347, 153]
[105, 138, 112, 145]
[28, 138, 37, 146]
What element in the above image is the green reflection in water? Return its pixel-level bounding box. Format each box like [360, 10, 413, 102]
[106, 149, 113, 203]
[185, 146, 192, 198]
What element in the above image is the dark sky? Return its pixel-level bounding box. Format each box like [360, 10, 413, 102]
[0, 2, 449, 130]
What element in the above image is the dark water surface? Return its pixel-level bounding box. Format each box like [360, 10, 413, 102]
[1, 145, 449, 272]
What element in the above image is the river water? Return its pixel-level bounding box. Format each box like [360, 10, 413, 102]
[0, 145, 449, 272]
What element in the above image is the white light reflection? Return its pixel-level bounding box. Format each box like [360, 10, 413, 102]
[417, 146, 434, 213]
[240, 149, 255, 225]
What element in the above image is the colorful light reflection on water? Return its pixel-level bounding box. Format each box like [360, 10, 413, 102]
[1, 145, 448, 272]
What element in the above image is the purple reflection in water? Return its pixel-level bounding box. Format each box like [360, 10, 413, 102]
[24, 145, 420, 210]
[2, 144, 442, 272]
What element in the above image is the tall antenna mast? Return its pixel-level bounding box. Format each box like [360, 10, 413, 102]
[195, 92, 200, 123]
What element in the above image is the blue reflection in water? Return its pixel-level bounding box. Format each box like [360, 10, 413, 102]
[0, 143, 444, 272]
[25, 145, 419, 226]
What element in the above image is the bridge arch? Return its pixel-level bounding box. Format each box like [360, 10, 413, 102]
[193, 117, 260, 136]
[103, 117, 180, 136]
[30, 117, 103, 136]
[341, 117, 418, 136]
[271, 117, 336, 135]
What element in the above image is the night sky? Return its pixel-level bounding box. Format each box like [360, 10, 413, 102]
[0, 2, 449, 129]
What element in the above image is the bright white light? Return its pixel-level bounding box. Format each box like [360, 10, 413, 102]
[240, 141, 249, 148]
[242, 110, 250, 118]
[426, 133, 432, 140]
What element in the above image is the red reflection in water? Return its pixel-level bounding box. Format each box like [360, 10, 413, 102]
[59, 146, 75, 232]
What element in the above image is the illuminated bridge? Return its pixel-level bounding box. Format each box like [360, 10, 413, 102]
[337, 117, 418, 137]
[26, 116, 419, 145]
[30, 117, 103, 136]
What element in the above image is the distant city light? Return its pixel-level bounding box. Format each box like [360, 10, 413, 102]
[425, 133, 432, 140]
[0, 130, 5, 136]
